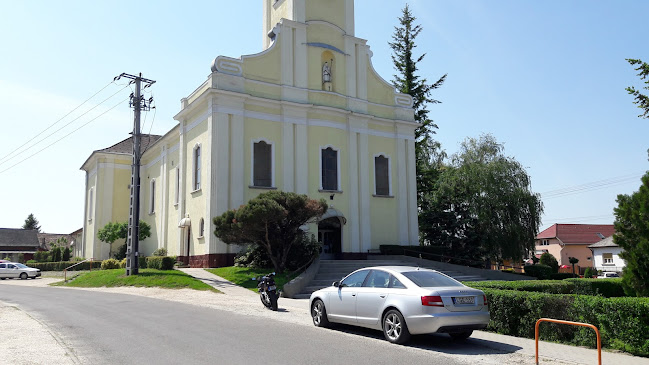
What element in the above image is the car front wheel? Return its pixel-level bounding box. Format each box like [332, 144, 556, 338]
[383, 309, 410, 344]
[311, 299, 330, 328]
[19, 272, 28, 280]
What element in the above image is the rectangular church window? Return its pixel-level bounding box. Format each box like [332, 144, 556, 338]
[375, 155, 390, 196]
[322, 147, 338, 191]
[253, 141, 272, 187]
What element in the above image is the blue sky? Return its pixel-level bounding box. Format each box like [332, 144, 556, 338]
[1, 0, 648, 234]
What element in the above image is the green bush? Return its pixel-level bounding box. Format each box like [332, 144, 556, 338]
[146, 256, 175, 270]
[113, 244, 127, 260]
[63, 247, 71, 262]
[584, 267, 596, 278]
[483, 289, 649, 356]
[524, 264, 553, 279]
[34, 251, 50, 262]
[51, 247, 62, 262]
[101, 259, 120, 270]
[26, 260, 37, 265]
[120, 258, 127, 268]
[540, 252, 559, 273]
[138, 256, 147, 269]
[564, 278, 627, 298]
[234, 235, 320, 271]
[152, 248, 167, 256]
[28, 261, 102, 271]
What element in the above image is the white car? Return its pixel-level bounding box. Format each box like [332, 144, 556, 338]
[309, 266, 490, 344]
[597, 272, 619, 279]
[0, 262, 41, 280]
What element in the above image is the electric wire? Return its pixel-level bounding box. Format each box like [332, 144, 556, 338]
[0, 97, 129, 175]
[0, 84, 129, 167]
[0, 81, 116, 164]
[539, 173, 644, 199]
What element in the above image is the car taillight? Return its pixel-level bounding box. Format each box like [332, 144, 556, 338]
[421, 295, 444, 307]
[483, 295, 488, 306]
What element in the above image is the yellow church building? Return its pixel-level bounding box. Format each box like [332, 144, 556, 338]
[80, 0, 419, 267]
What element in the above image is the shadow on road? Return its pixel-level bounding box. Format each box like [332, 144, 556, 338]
[325, 324, 522, 355]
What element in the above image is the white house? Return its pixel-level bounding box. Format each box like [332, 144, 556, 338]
[588, 235, 626, 273]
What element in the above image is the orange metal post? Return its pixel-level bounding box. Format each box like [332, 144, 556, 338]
[535, 318, 601, 365]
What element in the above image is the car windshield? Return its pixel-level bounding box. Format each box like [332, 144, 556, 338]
[402, 271, 463, 288]
[15, 263, 28, 268]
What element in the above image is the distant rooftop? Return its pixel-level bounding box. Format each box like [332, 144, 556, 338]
[536, 224, 615, 244]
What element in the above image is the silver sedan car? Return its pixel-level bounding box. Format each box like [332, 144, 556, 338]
[309, 266, 489, 344]
[0, 262, 41, 280]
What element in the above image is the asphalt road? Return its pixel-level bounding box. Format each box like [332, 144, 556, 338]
[2, 285, 481, 365]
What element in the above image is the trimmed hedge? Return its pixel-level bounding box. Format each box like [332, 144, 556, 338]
[484, 289, 649, 356]
[27, 261, 102, 271]
[469, 278, 627, 298]
[523, 264, 552, 279]
[145, 256, 175, 270]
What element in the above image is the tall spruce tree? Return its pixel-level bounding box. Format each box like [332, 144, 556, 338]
[22, 213, 41, 232]
[389, 4, 447, 207]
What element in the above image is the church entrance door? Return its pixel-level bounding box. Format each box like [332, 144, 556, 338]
[318, 217, 342, 260]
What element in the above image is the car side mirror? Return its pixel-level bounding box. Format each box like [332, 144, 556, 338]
[332, 281, 340, 287]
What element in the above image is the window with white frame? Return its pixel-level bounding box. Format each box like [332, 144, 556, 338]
[321, 147, 338, 191]
[374, 154, 390, 196]
[253, 140, 273, 187]
[199, 218, 205, 238]
[541, 239, 550, 246]
[603, 253, 613, 264]
[149, 179, 156, 214]
[175, 167, 180, 205]
[193, 144, 201, 191]
[87, 188, 94, 221]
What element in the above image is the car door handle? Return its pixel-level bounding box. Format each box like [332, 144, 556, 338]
[352, 293, 356, 296]
[380, 295, 386, 298]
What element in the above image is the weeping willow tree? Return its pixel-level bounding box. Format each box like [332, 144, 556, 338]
[419, 134, 543, 261]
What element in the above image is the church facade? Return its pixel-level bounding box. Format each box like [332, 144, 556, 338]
[80, 0, 419, 267]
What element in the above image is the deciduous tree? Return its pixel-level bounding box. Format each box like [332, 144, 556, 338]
[97, 221, 151, 259]
[626, 58, 649, 119]
[213, 191, 327, 273]
[419, 134, 543, 262]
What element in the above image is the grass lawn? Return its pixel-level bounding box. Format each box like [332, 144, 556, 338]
[207, 266, 299, 293]
[52, 269, 220, 292]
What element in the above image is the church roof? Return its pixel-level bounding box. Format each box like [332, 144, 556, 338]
[98, 135, 162, 154]
[80, 134, 162, 170]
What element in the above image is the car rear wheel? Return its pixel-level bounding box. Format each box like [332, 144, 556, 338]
[20, 272, 28, 280]
[449, 330, 473, 340]
[311, 299, 330, 328]
[0, 277, 6, 280]
[383, 309, 410, 344]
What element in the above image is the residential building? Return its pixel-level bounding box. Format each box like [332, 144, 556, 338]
[80, 0, 419, 267]
[535, 224, 615, 268]
[589, 236, 625, 274]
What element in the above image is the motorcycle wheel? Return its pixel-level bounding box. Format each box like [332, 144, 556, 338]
[268, 291, 278, 311]
[260, 292, 271, 308]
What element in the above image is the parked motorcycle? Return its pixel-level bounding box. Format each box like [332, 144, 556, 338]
[257, 272, 279, 311]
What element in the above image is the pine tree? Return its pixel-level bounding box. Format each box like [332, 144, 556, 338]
[389, 4, 447, 208]
[22, 213, 41, 232]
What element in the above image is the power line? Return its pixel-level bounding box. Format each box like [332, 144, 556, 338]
[0, 81, 117, 164]
[0, 97, 129, 175]
[539, 173, 644, 199]
[0, 84, 129, 167]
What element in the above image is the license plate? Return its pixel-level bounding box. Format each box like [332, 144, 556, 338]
[453, 296, 475, 305]
[268, 285, 276, 291]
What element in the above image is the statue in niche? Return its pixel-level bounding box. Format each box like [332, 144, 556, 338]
[322, 61, 331, 83]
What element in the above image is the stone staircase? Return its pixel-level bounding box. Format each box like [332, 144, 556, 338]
[291, 258, 489, 299]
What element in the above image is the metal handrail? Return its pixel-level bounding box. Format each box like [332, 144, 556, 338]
[64, 258, 95, 282]
[535, 318, 601, 365]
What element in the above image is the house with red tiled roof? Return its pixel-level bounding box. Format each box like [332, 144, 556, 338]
[535, 224, 615, 270]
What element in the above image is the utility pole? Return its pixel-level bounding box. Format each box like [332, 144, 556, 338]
[114, 73, 155, 276]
